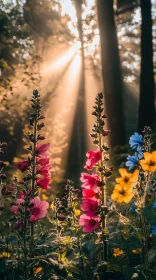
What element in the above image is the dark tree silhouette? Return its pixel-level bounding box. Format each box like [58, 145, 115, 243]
[97, 0, 126, 147]
[138, 0, 155, 132]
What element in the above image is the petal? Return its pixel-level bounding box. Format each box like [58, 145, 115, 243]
[144, 152, 151, 161]
[118, 168, 127, 177]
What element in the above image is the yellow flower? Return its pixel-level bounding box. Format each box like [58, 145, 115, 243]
[33, 267, 42, 275]
[113, 248, 124, 257]
[50, 202, 55, 210]
[74, 209, 81, 217]
[42, 194, 48, 200]
[0, 252, 10, 258]
[139, 152, 156, 172]
[111, 184, 133, 203]
[116, 169, 139, 186]
[132, 248, 142, 254]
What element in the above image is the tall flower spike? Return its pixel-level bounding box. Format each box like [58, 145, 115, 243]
[79, 93, 112, 263]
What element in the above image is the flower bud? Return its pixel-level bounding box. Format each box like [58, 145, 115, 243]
[0, 142, 7, 148]
[0, 174, 7, 179]
[37, 123, 45, 130]
[102, 130, 111, 137]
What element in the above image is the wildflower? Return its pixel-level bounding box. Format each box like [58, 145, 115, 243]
[37, 164, 51, 176]
[116, 168, 139, 186]
[132, 248, 142, 254]
[33, 267, 42, 275]
[19, 191, 25, 199]
[37, 177, 50, 190]
[139, 152, 156, 172]
[129, 132, 143, 151]
[130, 205, 136, 213]
[74, 208, 81, 216]
[113, 248, 124, 257]
[42, 194, 48, 200]
[29, 196, 49, 222]
[0, 252, 11, 258]
[17, 160, 30, 172]
[79, 214, 100, 232]
[111, 184, 133, 203]
[80, 172, 100, 189]
[126, 153, 139, 170]
[37, 157, 50, 166]
[82, 188, 100, 199]
[80, 198, 98, 216]
[153, 201, 156, 208]
[10, 198, 25, 214]
[36, 143, 50, 157]
[84, 150, 102, 170]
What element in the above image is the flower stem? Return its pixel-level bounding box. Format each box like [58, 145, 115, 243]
[98, 113, 108, 262]
[31, 108, 37, 242]
[24, 232, 27, 280]
[140, 213, 152, 280]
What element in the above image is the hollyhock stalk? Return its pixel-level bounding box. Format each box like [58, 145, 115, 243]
[30, 102, 38, 242]
[97, 101, 108, 262]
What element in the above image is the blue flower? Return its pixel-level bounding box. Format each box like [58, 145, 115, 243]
[130, 205, 136, 213]
[153, 201, 156, 209]
[150, 221, 156, 235]
[129, 132, 143, 151]
[126, 153, 139, 170]
[129, 199, 136, 213]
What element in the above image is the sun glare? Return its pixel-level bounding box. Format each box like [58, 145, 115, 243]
[41, 43, 79, 76]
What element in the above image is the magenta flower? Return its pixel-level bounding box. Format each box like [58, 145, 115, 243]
[80, 172, 100, 189]
[82, 188, 100, 199]
[37, 157, 50, 166]
[80, 198, 98, 216]
[36, 143, 50, 157]
[19, 191, 25, 199]
[37, 164, 51, 176]
[84, 150, 102, 170]
[37, 177, 50, 190]
[17, 160, 30, 172]
[29, 196, 49, 222]
[10, 198, 25, 214]
[79, 214, 100, 232]
[10, 205, 19, 214]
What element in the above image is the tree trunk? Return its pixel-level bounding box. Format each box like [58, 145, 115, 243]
[65, 0, 86, 180]
[97, 0, 126, 147]
[138, 0, 155, 132]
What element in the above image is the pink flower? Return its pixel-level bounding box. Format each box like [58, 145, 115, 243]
[80, 198, 98, 216]
[80, 172, 100, 189]
[29, 196, 49, 222]
[37, 157, 50, 166]
[10, 198, 25, 214]
[36, 143, 50, 157]
[84, 150, 102, 170]
[37, 177, 50, 190]
[17, 160, 30, 172]
[37, 165, 51, 176]
[10, 205, 19, 214]
[19, 191, 25, 199]
[82, 188, 100, 199]
[79, 214, 100, 232]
